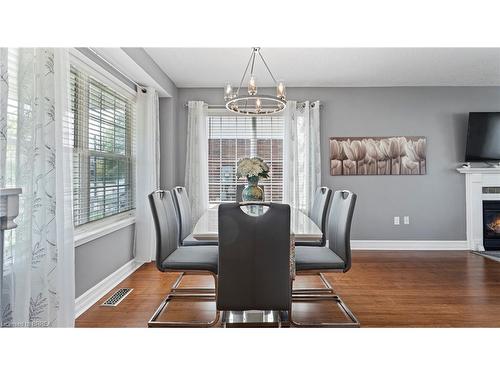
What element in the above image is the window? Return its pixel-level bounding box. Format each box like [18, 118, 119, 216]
[3, 49, 20, 189]
[207, 113, 284, 203]
[69, 64, 136, 226]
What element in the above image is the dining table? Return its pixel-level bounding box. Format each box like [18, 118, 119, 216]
[192, 204, 322, 242]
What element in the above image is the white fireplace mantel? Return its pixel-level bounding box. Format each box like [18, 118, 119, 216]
[457, 167, 500, 174]
[457, 167, 500, 250]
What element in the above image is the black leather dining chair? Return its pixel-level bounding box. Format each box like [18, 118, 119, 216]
[295, 186, 332, 247]
[291, 190, 359, 327]
[217, 202, 291, 326]
[172, 186, 217, 246]
[148, 190, 220, 327]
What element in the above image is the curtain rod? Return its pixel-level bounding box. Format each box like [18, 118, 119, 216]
[87, 48, 147, 93]
[183, 102, 323, 109]
[296, 101, 323, 109]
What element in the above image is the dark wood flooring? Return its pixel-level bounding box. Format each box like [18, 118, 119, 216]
[76, 251, 500, 327]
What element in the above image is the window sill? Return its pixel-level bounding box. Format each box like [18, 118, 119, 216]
[74, 211, 136, 247]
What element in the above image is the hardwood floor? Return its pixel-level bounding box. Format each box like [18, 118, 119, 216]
[75, 251, 500, 327]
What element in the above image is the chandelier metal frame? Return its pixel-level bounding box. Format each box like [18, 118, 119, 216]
[224, 47, 286, 115]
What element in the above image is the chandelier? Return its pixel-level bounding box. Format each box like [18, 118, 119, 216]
[224, 47, 286, 115]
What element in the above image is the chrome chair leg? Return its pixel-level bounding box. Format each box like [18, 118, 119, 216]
[169, 272, 216, 295]
[292, 272, 335, 295]
[148, 294, 221, 327]
[289, 293, 360, 328]
[290, 273, 360, 327]
[220, 310, 284, 328]
[148, 272, 219, 327]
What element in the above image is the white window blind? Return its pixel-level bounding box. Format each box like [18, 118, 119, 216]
[207, 113, 284, 203]
[69, 65, 136, 226]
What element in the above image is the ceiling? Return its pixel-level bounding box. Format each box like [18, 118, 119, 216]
[145, 48, 500, 88]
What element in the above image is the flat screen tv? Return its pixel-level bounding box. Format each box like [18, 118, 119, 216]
[465, 112, 500, 162]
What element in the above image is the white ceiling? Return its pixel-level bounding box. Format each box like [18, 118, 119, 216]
[145, 48, 500, 88]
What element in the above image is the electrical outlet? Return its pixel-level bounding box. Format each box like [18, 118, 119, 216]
[404, 216, 410, 225]
[394, 216, 400, 225]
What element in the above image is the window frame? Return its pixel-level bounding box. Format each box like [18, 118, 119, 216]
[69, 49, 137, 240]
[206, 108, 285, 204]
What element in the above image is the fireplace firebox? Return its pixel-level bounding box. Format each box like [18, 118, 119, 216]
[483, 200, 500, 250]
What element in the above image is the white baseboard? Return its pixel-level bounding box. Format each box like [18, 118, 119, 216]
[351, 240, 469, 250]
[75, 259, 144, 318]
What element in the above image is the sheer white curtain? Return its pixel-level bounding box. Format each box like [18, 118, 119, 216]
[184, 101, 208, 223]
[0, 49, 7, 188]
[134, 87, 160, 262]
[1, 48, 75, 327]
[283, 100, 321, 214]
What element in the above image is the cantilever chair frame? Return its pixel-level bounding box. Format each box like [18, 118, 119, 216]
[290, 190, 360, 328]
[290, 270, 359, 328]
[148, 270, 221, 328]
[147, 190, 220, 328]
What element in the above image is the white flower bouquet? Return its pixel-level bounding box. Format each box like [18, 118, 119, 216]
[236, 157, 270, 179]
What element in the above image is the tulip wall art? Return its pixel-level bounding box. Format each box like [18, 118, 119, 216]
[329, 136, 427, 175]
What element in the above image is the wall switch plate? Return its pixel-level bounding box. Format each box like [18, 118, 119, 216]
[394, 216, 400, 225]
[404, 216, 410, 225]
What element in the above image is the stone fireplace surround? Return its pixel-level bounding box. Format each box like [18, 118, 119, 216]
[457, 167, 500, 251]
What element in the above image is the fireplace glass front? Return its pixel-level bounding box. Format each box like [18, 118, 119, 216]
[483, 200, 500, 250]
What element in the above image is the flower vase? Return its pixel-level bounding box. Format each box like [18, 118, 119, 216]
[242, 176, 264, 202]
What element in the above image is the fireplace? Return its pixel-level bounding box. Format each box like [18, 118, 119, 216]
[483, 200, 500, 250]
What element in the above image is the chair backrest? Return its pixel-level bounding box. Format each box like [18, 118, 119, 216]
[236, 184, 266, 202]
[327, 190, 357, 272]
[172, 186, 193, 243]
[217, 202, 291, 311]
[310, 187, 332, 245]
[148, 190, 179, 271]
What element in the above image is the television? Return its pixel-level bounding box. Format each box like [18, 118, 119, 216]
[465, 112, 500, 162]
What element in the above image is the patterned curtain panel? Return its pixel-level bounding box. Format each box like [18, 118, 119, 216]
[0, 48, 74, 327]
[0, 49, 7, 187]
[283, 100, 321, 214]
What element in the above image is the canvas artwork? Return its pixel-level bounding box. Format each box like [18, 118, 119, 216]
[329, 136, 427, 176]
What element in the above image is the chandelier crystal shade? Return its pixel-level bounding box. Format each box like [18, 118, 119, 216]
[224, 47, 286, 115]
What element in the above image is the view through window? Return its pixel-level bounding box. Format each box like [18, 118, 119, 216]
[207, 114, 284, 203]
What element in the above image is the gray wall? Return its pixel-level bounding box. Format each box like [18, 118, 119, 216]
[75, 48, 137, 91]
[75, 224, 135, 298]
[171, 86, 500, 241]
[122, 48, 178, 98]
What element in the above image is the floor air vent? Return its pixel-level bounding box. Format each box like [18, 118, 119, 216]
[102, 288, 133, 307]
